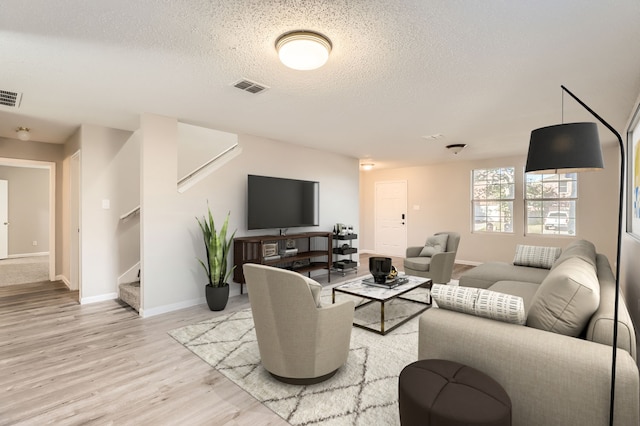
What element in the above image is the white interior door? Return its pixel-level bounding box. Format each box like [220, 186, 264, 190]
[374, 180, 407, 257]
[0, 180, 8, 259]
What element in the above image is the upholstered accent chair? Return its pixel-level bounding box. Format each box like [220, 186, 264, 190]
[403, 231, 460, 284]
[243, 263, 355, 384]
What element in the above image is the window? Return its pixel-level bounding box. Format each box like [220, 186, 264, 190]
[472, 167, 514, 233]
[525, 173, 577, 235]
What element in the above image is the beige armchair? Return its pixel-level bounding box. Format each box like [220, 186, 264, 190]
[404, 231, 460, 284]
[243, 264, 355, 384]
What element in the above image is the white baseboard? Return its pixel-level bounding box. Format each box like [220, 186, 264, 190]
[80, 293, 118, 305]
[140, 297, 206, 318]
[455, 259, 482, 266]
[118, 262, 140, 285]
[56, 274, 71, 289]
[8, 252, 49, 258]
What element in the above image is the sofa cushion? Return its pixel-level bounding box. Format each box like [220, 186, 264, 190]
[459, 262, 550, 289]
[488, 280, 541, 315]
[513, 244, 561, 269]
[527, 256, 600, 336]
[419, 234, 448, 257]
[551, 239, 597, 270]
[404, 256, 431, 272]
[432, 284, 526, 325]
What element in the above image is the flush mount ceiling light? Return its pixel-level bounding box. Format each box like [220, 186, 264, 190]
[276, 31, 332, 70]
[16, 127, 30, 141]
[360, 163, 375, 171]
[446, 143, 466, 154]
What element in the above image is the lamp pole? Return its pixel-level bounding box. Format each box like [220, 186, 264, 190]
[560, 85, 624, 426]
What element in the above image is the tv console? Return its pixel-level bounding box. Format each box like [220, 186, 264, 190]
[233, 231, 333, 294]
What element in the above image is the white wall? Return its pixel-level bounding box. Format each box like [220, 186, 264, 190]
[78, 125, 134, 302]
[116, 131, 141, 281]
[139, 114, 360, 317]
[360, 145, 620, 264]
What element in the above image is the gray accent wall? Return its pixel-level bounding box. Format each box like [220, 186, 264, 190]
[0, 138, 64, 272]
[0, 166, 49, 256]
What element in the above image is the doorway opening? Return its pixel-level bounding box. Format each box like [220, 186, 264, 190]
[0, 157, 55, 285]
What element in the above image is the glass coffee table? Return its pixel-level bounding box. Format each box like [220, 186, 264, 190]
[332, 275, 432, 335]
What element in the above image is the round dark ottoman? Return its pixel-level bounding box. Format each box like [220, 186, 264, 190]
[398, 359, 511, 426]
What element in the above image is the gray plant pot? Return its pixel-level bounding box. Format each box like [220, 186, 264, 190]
[205, 283, 229, 311]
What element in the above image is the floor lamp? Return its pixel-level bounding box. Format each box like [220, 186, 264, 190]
[525, 85, 625, 426]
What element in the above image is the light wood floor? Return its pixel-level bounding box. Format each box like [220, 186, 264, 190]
[0, 259, 473, 425]
[0, 281, 287, 426]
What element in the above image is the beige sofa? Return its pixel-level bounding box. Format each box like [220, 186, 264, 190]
[418, 240, 639, 426]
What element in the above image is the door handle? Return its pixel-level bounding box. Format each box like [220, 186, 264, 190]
[3, 222, 8, 226]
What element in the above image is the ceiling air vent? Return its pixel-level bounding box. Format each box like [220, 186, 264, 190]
[0, 90, 22, 108]
[232, 79, 268, 94]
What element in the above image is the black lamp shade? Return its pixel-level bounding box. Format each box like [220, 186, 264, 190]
[525, 122, 604, 173]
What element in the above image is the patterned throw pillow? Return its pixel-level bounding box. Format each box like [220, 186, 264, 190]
[513, 244, 562, 269]
[431, 284, 526, 325]
[419, 234, 449, 257]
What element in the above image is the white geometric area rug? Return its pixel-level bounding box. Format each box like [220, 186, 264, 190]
[168, 286, 432, 426]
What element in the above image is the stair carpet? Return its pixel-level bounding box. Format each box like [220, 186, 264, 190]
[119, 281, 140, 311]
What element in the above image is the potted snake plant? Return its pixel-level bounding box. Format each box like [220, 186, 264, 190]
[196, 205, 236, 311]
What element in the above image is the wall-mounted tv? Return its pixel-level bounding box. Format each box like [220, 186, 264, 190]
[247, 175, 319, 230]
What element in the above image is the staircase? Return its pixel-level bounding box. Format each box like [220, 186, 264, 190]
[119, 281, 140, 312]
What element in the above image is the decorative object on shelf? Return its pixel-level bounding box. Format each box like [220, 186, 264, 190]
[233, 232, 333, 292]
[275, 30, 332, 70]
[263, 243, 278, 257]
[286, 239, 296, 249]
[292, 259, 310, 269]
[525, 85, 620, 426]
[196, 203, 236, 311]
[369, 257, 392, 284]
[279, 248, 298, 257]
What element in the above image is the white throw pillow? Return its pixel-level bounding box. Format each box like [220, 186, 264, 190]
[431, 284, 526, 325]
[419, 234, 449, 257]
[513, 244, 562, 269]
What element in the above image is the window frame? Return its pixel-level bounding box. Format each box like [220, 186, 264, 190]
[524, 172, 578, 236]
[471, 167, 515, 234]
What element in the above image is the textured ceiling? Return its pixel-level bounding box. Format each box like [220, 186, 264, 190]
[1, 0, 640, 169]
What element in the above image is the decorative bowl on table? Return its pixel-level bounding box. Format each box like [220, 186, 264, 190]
[369, 257, 392, 284]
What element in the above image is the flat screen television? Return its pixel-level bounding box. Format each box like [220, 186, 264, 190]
[247, 175, 319, 230]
